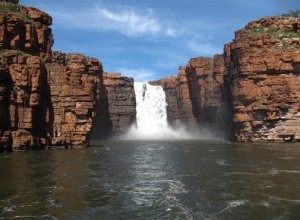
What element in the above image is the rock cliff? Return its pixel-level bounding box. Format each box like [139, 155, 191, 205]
[226, 16, 300, 142]
[89, 72, 136, 138]
[0, 1, 54, 151]
[45, 52, 103, 147]
[150, 66, 199, 128]
[150, 56, 227, 135]
[153, 16, 300, 142]
[0, 1, 136, 151]
[1, 0, 300, 146]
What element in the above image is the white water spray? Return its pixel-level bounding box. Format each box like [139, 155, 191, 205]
[123, 82, 192, 140]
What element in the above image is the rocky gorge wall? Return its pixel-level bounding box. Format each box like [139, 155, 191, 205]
[225, 16, 300, 142]
[153, 16, 300, 142]
[0, 1, 54, 151]
[90, 72, 136, 138]
[0, 1, 136, 151]
[150, 55, 228, 137]
[1, 0, 300, 149]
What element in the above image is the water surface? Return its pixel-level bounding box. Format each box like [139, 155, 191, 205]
[1, 140, 300, 219]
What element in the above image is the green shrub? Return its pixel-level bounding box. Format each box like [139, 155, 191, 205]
[0, 49, 32, 59]
[0, 2, 32, 22]
[282, 10, 300, 18]
[247, 27, 300, 38]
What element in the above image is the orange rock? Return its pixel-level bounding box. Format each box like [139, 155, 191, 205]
[226, 16, 300, 142]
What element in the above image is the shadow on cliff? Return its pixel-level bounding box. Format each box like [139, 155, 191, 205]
[89, 77, 112, 140]
[186, 67, 232, 140]
[31, 62, 54, 149]
[0, 64, 13, 152]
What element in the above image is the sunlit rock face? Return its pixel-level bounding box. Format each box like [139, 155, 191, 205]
[0, 3, 135, 151]
[1, 0, 300, 149]
[0, 2, 54, 151]
[225, 16, 300, 142]
[0, 4, 53, 60]
[153, 16, 300, 142]
[0, 51, 51, 151]
[45, 52, 103, 147]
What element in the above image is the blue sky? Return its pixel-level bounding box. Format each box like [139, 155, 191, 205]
[22, 0, 299, 81]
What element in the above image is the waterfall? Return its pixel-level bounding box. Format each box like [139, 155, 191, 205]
[123, 82, 192, 140]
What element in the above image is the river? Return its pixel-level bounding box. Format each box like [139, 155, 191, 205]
[1, 140, 300, 219]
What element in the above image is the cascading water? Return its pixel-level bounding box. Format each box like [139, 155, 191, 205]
[123, 82, 192, 140]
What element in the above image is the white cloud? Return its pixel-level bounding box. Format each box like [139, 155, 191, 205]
[48, 4, 183, 38]
[96, 8, 161, 36]
[117, 68, 157, 82]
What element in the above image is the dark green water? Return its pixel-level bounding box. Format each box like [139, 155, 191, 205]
[1, 140, 300, 219]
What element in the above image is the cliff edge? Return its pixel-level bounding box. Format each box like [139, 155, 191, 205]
[0, 1, 136, 151]
[153, 16, 300, 142]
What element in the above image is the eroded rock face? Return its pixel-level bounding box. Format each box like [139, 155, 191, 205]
[185, 56, 226, 127]
[101, 72, 136, 134]
[46, 52, 103, 147]
[226, 16, 300, 142]
[0, 51, 50, 151]
[0, 3, 136, 151]
[0, 5, 53, 60]
[151, 56, 226, 133]
[153, 16, 300, 142]
[150, 68, 198, 128]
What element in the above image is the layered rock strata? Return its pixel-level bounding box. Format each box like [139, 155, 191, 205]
[0, 2, 54, 151]
[0, 2, 53, 60]
[151, 56, 226, 134]
[225, 16, 300, 142]
[154, 16, 300, 142]
[2, 1, 300, 145]
[102, 72, 136, 134]
[150, 69, 197, 128]
[0, 2, 136, 151]
[45, 52, 103, 147]
[0, 50, 50, 151]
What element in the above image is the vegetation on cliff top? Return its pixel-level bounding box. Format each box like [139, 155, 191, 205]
[247, 27, 300, 39]
[0, 49, 32, 59]
[0, 2, 32, 22]
[282, 10, 300, 18]
[246, 26, 300, 49]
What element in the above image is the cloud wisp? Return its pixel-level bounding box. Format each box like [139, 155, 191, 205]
[48, 3, 182, 38]
[96, 8, 161, 36]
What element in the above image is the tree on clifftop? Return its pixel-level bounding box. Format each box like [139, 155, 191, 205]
[282, 10, 300, 18]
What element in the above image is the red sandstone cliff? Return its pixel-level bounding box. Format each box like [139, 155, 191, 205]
[225, 16, 300, 142]
[0, 1, 54, 151]
[45, 52, 103, 147]
[2, 1, 300, 146]
[0, 1, 136, 151]
[153, 16, 300, 142]
[150, 55, 227, 136]
[90, 72, 136, 138]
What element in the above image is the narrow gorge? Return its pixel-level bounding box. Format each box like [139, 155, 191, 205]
[1, 0, 300, 152]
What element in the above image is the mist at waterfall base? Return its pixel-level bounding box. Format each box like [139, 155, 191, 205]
[121, 82, 216, 140]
